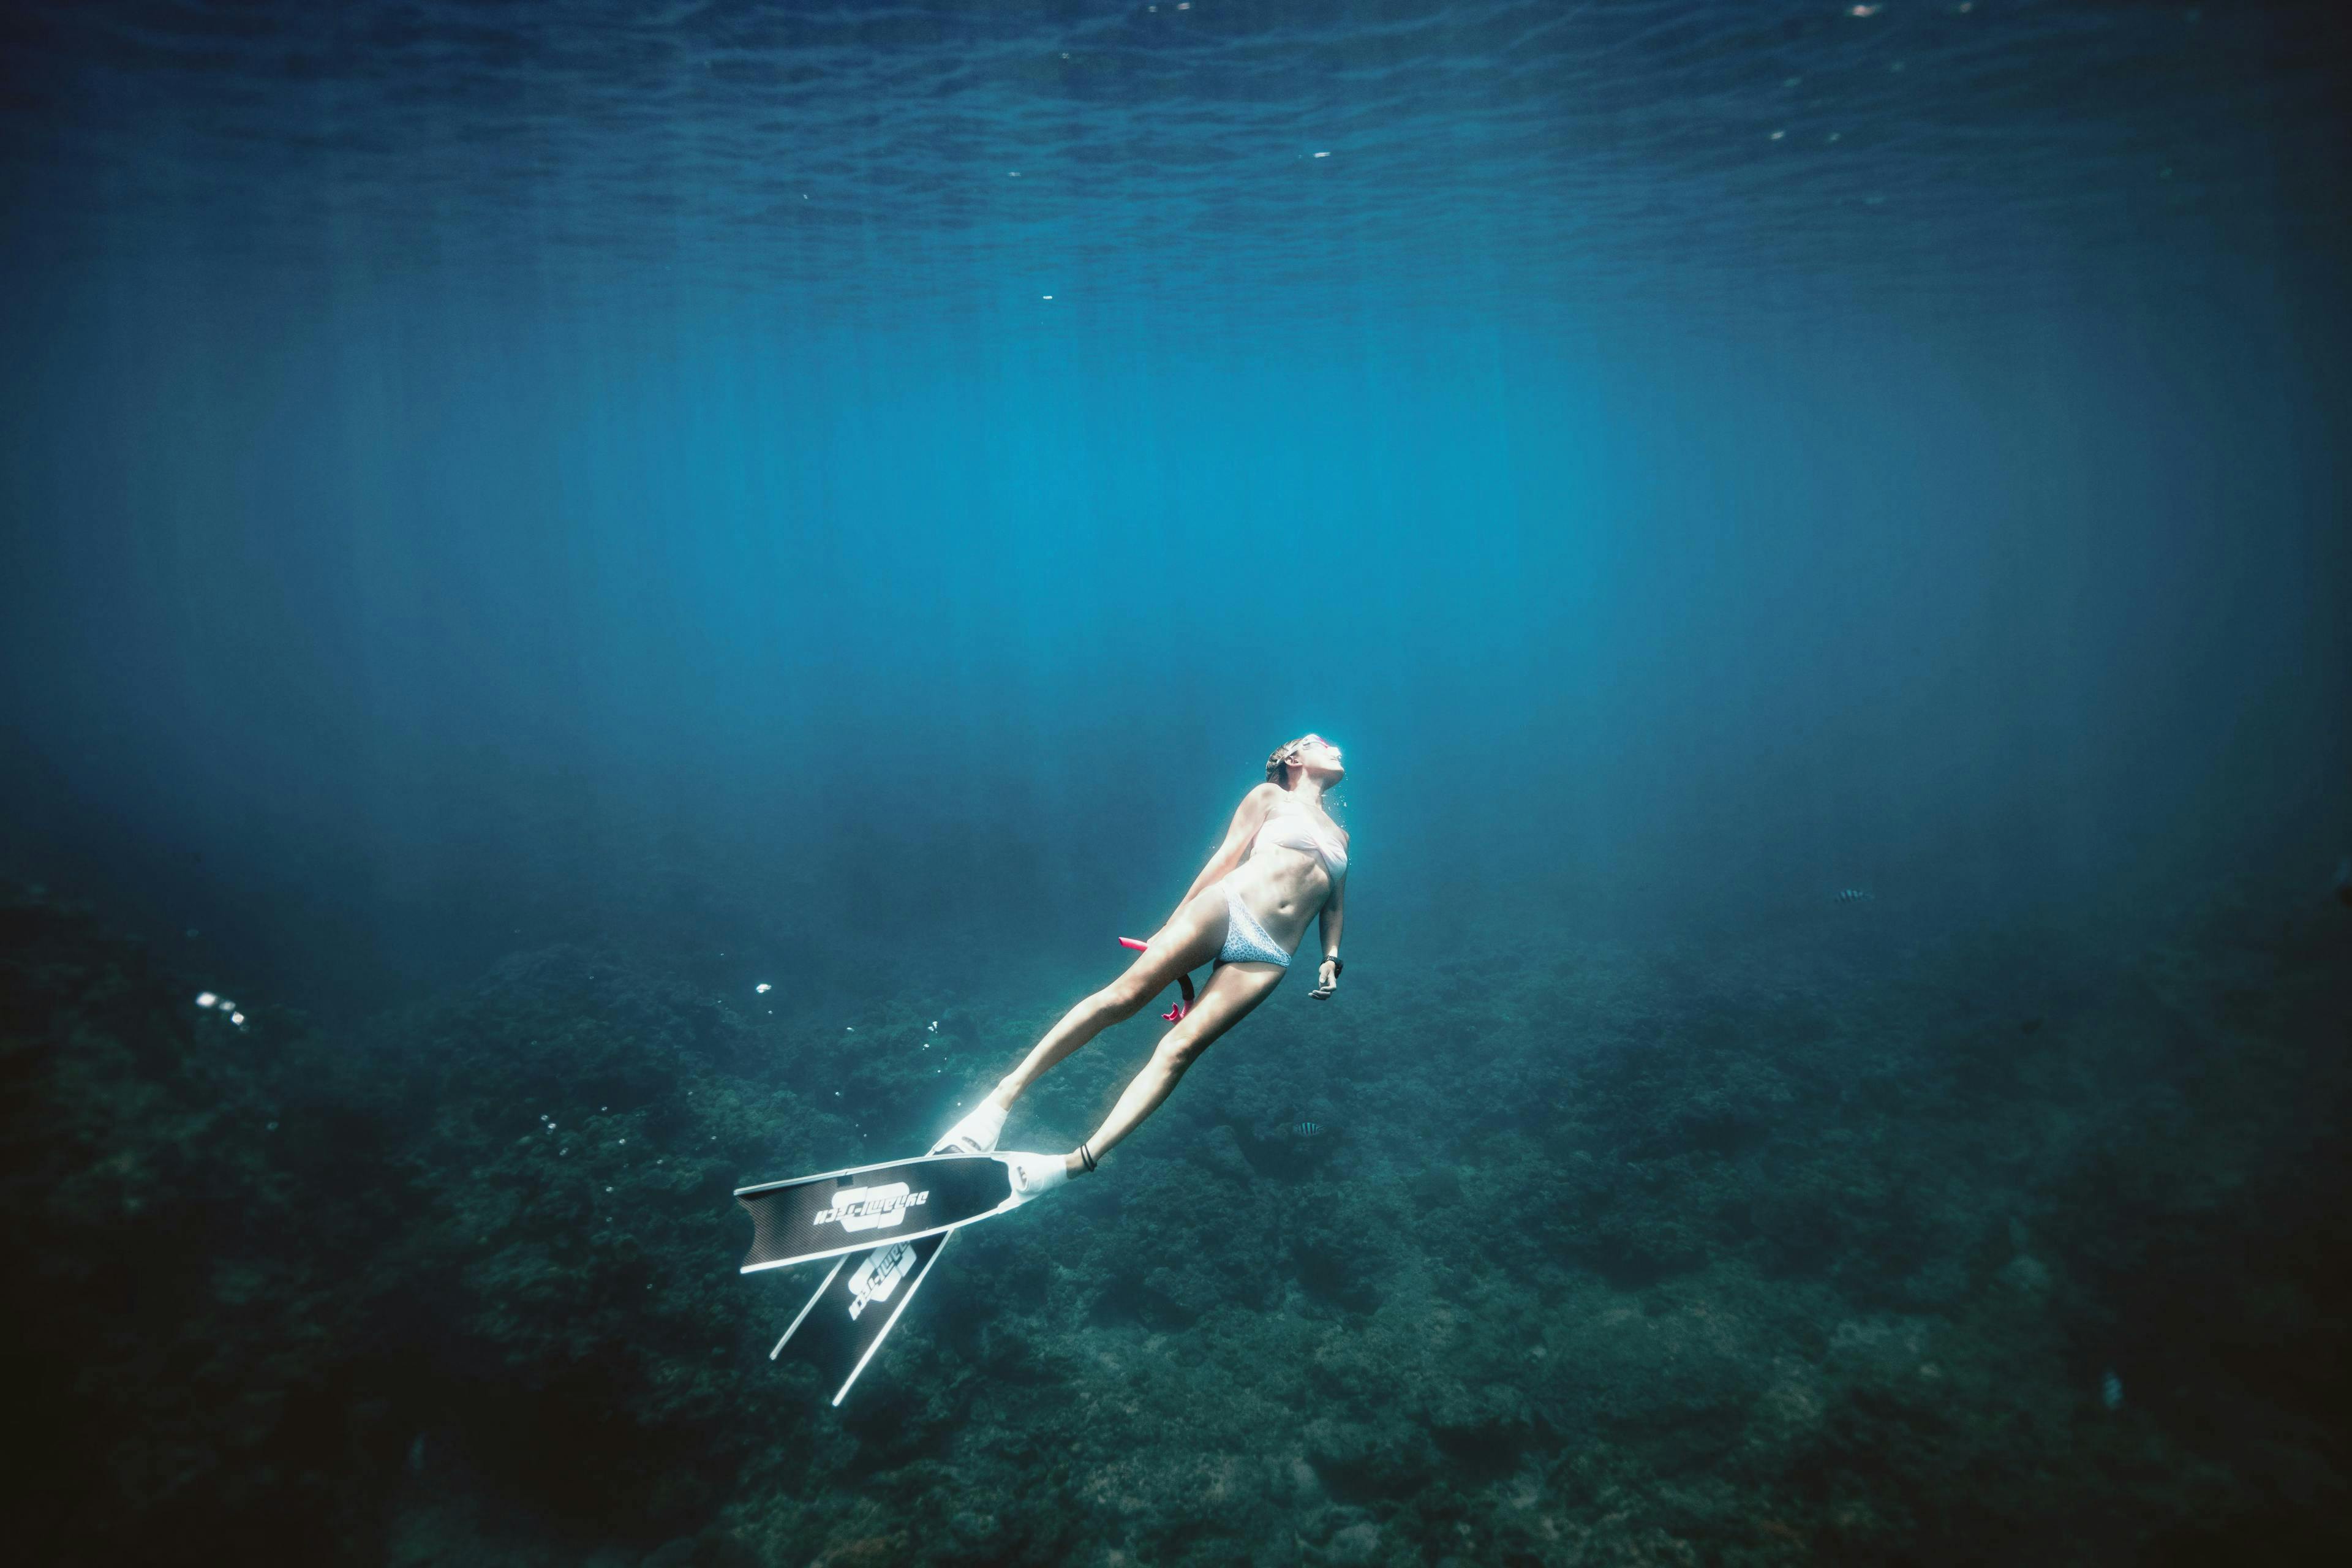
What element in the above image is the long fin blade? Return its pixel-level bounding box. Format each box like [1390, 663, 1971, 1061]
[769, 1255, 848, 1360]
[763, 1231, 953, 1402]
[736, 1152, 1011, 1272]
[832, 1230, 953, 1406]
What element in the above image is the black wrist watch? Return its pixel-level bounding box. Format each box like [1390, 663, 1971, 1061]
[1321, 956, 1343, 975]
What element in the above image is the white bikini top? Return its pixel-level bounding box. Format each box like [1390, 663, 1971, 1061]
[1251, 809, 1348, 881]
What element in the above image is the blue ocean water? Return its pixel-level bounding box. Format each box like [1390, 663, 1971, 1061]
[1, 4, 2347, 1564]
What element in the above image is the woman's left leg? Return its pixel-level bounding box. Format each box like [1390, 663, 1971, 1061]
[1068, 958, 1287, 1172]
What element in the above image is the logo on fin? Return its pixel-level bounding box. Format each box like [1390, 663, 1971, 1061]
[846, 1241, 917, 1319]
[812, 1182, 930, 1232]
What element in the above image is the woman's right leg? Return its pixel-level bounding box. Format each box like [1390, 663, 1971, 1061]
[986, 886, 1229, 1109]
[1074, 954, 1285, 1166]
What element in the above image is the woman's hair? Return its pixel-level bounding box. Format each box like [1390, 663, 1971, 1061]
[1265, 734, 1317, 787]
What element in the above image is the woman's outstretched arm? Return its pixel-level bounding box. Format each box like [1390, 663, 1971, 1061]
[1166, 783, 1280, 924]
[1310, 872, 1345, 998]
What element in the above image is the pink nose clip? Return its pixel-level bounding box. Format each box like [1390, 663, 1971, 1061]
[1118, 936, 1194, 1022]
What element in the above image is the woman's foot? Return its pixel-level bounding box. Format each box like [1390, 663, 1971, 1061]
[933, 1096, 1008, 1155]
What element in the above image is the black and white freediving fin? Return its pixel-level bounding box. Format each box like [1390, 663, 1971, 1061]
[770, 1229, 954, 1406]
[735, 1150, 1063, 1273]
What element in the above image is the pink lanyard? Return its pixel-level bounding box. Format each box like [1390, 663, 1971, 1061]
[1117, 936, 1195, 1022]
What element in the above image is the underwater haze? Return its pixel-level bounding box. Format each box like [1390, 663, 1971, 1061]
[2, 2, 2348, 1566]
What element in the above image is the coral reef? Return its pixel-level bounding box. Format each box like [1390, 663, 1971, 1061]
[4, 880, 2346, 1565]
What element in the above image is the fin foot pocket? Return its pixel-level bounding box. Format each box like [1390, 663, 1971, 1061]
[937, 1098, 1007, 1155]
[1001, 1151, 1068, 1202]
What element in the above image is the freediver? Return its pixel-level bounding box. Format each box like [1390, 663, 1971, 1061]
[935, 734, 1349, 1190]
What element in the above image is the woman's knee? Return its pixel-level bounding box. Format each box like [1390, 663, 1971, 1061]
[1154, 1031, 1207, 1073]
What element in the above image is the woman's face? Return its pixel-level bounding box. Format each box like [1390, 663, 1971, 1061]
[1290, 735, 1345, 782]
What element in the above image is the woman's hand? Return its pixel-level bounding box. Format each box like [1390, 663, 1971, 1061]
[1310, 959, 1339, 1000]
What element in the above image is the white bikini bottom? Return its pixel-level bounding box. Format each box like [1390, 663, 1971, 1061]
[1216, 884, 1292, 968]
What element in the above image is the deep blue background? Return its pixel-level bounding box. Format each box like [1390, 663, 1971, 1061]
[2, 1, 2345, 1012]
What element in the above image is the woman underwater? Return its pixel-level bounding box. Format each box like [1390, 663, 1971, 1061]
[936, 734, 1349, 1193]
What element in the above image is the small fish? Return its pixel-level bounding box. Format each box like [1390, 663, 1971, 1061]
[1834, 888, 1874, 903]
[1291, 1121, 1325, 1139]
[195, 992, 218, 1009]
[2100, 1369, 2122, 1411]
[755, 982, 772, 994]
